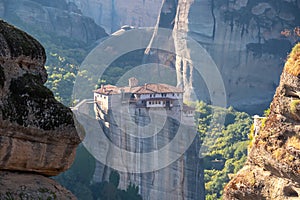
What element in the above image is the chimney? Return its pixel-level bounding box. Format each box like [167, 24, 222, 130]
[129, 77, 139, 87]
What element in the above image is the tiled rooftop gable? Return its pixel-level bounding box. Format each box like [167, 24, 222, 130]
[132, 83, 183, 94]
[95, 83, 183, 95]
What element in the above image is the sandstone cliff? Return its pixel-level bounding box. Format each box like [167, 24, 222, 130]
[0, 0, 107, 44]
[223, 43, 300, 199]
[86, 108, 204, 200]
[0, 19, 80, 198]
[67, 0, 162, 33]
[70, 82, 205, 199]
[154, 0, 300, 113]
[0, 171, 76, 199]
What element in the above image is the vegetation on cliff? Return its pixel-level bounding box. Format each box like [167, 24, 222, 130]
[284, 43, 300, 76]
[193, 101, 252, 199]
[54, 146, 142, 200]
[223, 43, 300, 200]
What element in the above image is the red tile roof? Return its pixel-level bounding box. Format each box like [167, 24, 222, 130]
[131, 83, 183, 94]
[94, 85, 119, 95]
[95, 83, 183, 95]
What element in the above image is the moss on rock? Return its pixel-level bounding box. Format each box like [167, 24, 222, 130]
[0, 19, 46, 61]
[2, 73, 74, 130]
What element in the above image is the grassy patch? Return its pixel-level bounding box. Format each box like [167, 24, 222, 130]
[290, 99, 300, 115]
[273, 148, 283, 160]
[284, 43, 300, 76]
[287, 136, 300, 150]
[248, 124, 255, 150]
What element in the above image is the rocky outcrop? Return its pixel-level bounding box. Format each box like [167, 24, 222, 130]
[153, 0, 300, 113]
[72, 97, 205, 199]
[67, 0, 162, 33]
[93, 116, 203, 200]
[0, 0, 107, 44]
[0, 171, 76, 199]
[0, 18, 80, 180]
[223, 43, 300, 199]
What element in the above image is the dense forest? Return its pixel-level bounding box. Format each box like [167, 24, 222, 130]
[192, 102, 252, 199]
[54, 146, 142, 199]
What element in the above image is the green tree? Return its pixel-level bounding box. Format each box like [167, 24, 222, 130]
[194, 101, 252, 200]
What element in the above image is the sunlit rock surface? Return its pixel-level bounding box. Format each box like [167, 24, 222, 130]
[223, 43, 300, 199]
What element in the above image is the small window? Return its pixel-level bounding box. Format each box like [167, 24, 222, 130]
[150, 94, 152, 98]
[154, 94, 156, 97]
[172, 93, 175, 96]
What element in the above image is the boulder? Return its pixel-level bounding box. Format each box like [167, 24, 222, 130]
[0, 171, 76, 199]
[0, 19, 81, 176]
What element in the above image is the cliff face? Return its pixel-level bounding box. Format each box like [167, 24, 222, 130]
[223, 43, 300, 199]
[0, 20, 80, 198]
[81, 102, 204, 199]
[156, 0, 300, 113]
[0, 0, 107, 44]
[67, 0, 162, 33]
